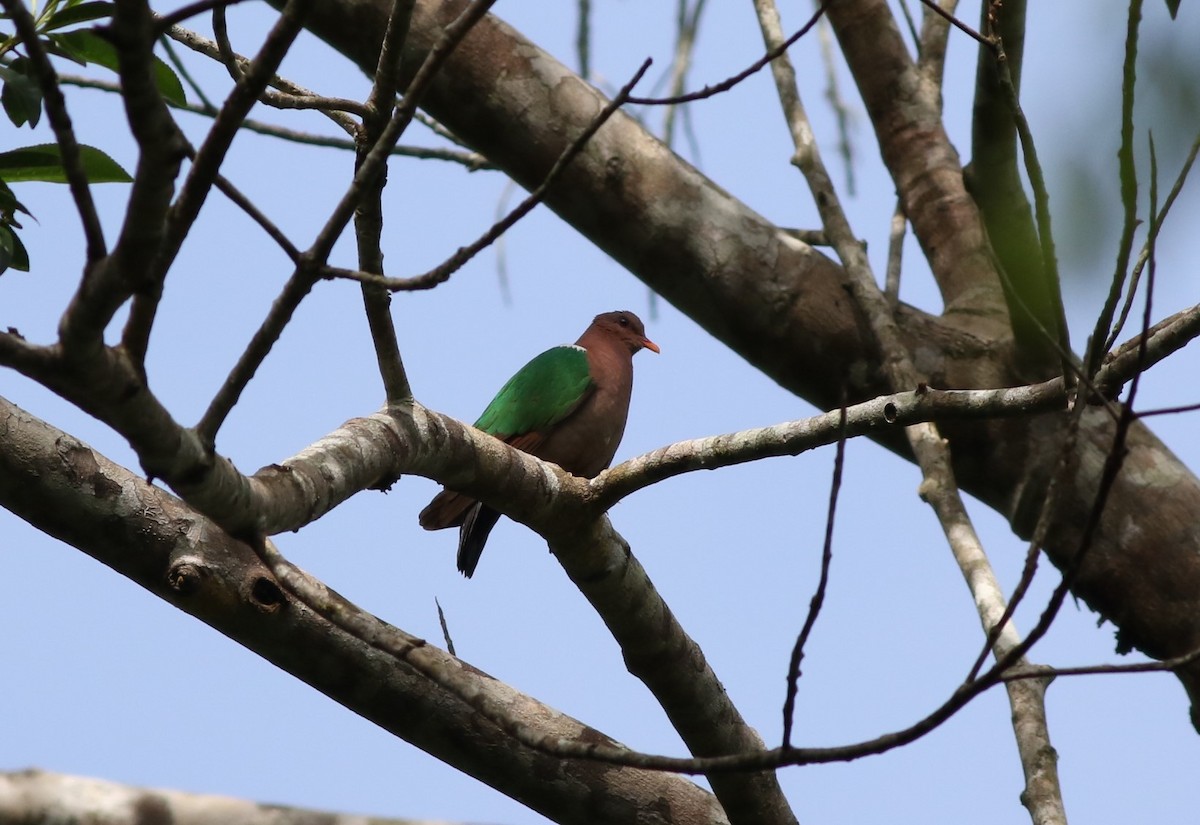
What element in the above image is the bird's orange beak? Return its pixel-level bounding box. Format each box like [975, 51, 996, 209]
[642, 337, 660, 354]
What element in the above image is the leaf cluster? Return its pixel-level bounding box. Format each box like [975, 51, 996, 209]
[0, 0, 185, 274]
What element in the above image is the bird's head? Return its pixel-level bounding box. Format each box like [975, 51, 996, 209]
[591, 310, 660, 355]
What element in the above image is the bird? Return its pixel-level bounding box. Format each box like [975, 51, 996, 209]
[419, 310, 659, 577]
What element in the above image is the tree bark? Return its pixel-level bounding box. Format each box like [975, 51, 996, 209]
[0, 769, 430, 825]
[0, 398, 729, 825]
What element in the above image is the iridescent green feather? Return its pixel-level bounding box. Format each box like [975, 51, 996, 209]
[474, 345, 593, 438]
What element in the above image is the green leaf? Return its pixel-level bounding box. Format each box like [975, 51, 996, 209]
[0, 224, 14, 273]
[52, 30, 186, 106]
[40, 1, 114, 32]
[0, 223, 26, 274]
[1165, 0, 1181, 18]
[0, 183, 31, 226]
[0, 63, 43, 128]
[0, 143, 131, 184]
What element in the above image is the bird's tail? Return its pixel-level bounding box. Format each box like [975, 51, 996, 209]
[457, 503, 502, 578]
[419, 489, 475, 530]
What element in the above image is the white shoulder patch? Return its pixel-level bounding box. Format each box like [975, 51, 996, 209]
[565, 344, 587, 353]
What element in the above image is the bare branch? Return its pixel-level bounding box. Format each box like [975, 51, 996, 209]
[153, 0, 253, 32]
[57, 70, 492, 167]
[195, 0, 501, 444]
[626, 2, 827, 106]
[781, 401, 846, 748]
[0, 769, 431, 825]
[1106, 128, 1200, 351]
[0, 404, 725, 823]
[355, 0, 416, 403]
[332, 58, 652, 292]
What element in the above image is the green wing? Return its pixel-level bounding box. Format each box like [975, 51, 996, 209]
[474, 345, 593, 439]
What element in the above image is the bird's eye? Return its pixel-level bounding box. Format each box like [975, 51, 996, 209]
[618, 315, 629, 326]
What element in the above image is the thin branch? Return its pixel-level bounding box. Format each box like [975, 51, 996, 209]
[816, 14, 855, 194]
[594, 303, 1200, 506]
[195, 0, 499, 444]
[153, 0, 253, 33]
[884, 201, 905, 309]
[199, 145, 301, 262]
[626, 1, 828, 106]
[1083, 0, 1143, 379]
[97, 0, 189, 365]
[897, 0, 921, 51]
[332, 58, 653, 292]
[210, 2, 243, 83]
[916, 0, 958, 90]
[660, 0, 708, 148]
[159, 33, 217, 110]
[575, 0, 591, 79]
[355, 0, 416, 403]
[917, 0, 987, 43]
[781, 400, 847, 748]
[58, 70, 492, 168]
[1105, 127, 1200, 351]
[165, 24, 365, 131]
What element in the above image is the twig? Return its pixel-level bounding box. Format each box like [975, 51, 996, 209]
[154, 0, 253, 33]
[884, 201, 905, 309]
[916, 0, 958, 90]
[781, 400, 846, 748]
[626, 1, 828, 106]
[1083, 0, 1143, 379]
[594, 303, 1200, 507]
[660, 0, 708, 148]
[165, 24, 365, 132]
[167, 0, 310, 275]
[1105, 127, 1200, 352]
[816, 14, 855, 194]
[331, 59, 653, 292]
[196, 0, 499, 443]
[355, 0, 415, 403]
[575, 0, 591, 79]
[201, 145, 301, 262]
[917, 0, 988, 44]
[435, 598, 456, 657]
[58, 70, 492, 168]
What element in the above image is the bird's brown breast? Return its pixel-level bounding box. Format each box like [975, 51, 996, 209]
[534, 338, 634, 478]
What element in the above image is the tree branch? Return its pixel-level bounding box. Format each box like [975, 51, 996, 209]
[0, 769, 430, 825]
[0, 401, 726, 825]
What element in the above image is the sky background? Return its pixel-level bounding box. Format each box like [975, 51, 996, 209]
[2, 1, 1199, 823]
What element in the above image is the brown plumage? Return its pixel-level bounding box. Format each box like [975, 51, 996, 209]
[419, 310, 658, 577]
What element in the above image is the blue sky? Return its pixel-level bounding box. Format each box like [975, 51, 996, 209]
[2, 2, 1199, 823]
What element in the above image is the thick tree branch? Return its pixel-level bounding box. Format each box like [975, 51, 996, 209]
[0, 400, 727, 825]
[822, 0, 1007, 323]
[0, 769, 432, 825]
